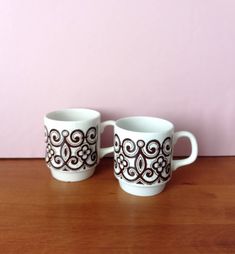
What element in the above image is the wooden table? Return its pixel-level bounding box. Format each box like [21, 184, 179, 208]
[0, 157, 234, 253]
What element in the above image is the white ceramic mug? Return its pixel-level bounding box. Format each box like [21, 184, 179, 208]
[112, 116, 198, 196]
[44, 108, 113, 182]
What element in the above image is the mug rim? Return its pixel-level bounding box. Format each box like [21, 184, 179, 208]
[115, 116, 174, 134]
[44, 108, 100, 123]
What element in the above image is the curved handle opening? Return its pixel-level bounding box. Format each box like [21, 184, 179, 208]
[172, 131, 198, 171]
[99, 120, 115, 159]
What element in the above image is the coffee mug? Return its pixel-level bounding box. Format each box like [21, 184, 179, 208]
[112, 116, 198, 196]
[44, 108, 113, 182]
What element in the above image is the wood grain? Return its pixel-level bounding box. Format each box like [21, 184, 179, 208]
[0, 157, 234, 253]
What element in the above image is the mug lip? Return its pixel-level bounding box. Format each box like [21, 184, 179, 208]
[44, 108, 101, 123]
[115, 116, 174, 134]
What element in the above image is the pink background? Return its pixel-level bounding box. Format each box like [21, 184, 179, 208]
[0, 0, 235, 157]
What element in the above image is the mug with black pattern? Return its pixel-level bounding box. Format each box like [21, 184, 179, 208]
[44, 108, 113, 182]
[111, 116, 198, 196]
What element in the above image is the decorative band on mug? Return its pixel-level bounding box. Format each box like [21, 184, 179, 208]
[45, 126, 98, 172]
[114, 134, 173, 185]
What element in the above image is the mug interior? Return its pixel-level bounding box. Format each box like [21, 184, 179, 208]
[46, 108, 100, 122]
[116, 117, 173, 133]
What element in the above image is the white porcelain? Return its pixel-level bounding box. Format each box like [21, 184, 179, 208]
[44, 108, 113, 182]
[119, 180, 166, 197]
[111, 116, 198, 197]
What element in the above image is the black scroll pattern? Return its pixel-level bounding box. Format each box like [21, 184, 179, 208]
[45, 126, 98, 171]
[114, 134, 172, 185]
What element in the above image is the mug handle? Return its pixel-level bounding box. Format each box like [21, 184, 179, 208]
[99, 120, 116, 159]
[172, 131, 198, 171]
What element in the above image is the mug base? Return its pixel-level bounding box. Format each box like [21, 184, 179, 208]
[119, 180, 166, 197]
[50, 167, 95, 182]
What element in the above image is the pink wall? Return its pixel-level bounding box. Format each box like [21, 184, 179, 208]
[1, 0, 235, 157]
